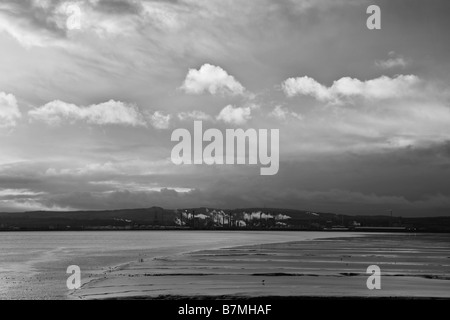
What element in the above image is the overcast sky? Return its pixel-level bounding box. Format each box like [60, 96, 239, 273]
[0, 0, 450, 216]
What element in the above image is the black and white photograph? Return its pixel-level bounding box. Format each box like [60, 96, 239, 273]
[0, 0, 449, 312]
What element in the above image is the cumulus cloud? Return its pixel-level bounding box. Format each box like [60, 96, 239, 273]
[148, 111, 171, 129]
[375, 51, 409, 69]
[180, 64, 245, 96]
[216, 104, 256, 125]
[282, 74, 420, 102]
[269, 105, 303, 121]
[28, 99, 146, 126]
[0, 92, 22, 128]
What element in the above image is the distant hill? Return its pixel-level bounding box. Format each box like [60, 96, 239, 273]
[0, 207, 449, 232]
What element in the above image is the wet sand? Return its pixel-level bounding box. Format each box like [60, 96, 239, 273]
[72, 233, 450, 299]
[3, 230, 342, 299]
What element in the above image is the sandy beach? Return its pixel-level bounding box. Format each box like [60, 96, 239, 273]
[72, 233, 450, 300]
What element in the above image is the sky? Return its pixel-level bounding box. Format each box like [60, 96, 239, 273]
[0, 0, 450, 216]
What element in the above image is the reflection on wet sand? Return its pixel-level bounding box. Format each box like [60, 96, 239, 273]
[75, 234, 450, 299]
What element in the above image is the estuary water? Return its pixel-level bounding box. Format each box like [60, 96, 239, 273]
[0, 230, 358, 299]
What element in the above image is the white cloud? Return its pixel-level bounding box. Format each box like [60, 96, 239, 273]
[216, 104, 255, 125]
[0, 188, 45, 197]
[282, 74, 420, 102]
[375, 52, 409, 69]
[148, 111, 171, 129]
[180, 64, 245, 96]
[0, 92, 22, 128]
[177, 110, 212, 121]
[283, 76, 332, 101]
[28, 99, 146, 126]
[269, 105, 303, 121]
